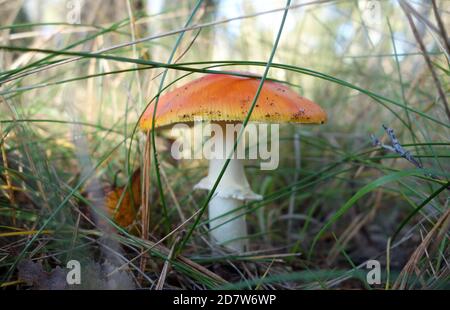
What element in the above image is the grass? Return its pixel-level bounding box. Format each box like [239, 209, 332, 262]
[0, 0, 449, 290]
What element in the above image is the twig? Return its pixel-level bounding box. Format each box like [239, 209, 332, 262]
[371, 125, 449, 189]
[400, 0, 450, 121]
[431, 0, 450, 59]
[371, 124, 422, 168]
[155, 235, 180, 290]
[139, 129, 151, 280]
[287, 131, 301, 242]
[255, 259, 275, 290]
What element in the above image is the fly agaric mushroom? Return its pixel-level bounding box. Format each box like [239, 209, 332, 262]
[140, 73, 327, 252]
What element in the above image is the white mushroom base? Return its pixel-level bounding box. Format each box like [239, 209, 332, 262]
[195, 157, 262, 252]
[207, 196, 248, 252]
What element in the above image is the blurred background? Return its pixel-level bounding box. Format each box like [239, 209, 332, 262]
[0, 0, 449, 289]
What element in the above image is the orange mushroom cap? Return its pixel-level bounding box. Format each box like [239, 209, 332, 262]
[140, 73, 327, 130]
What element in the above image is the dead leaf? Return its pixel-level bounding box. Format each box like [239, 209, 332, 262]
[105, 169, 141, 228]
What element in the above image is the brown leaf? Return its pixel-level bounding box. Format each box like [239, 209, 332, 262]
[105, 169, 141, 228]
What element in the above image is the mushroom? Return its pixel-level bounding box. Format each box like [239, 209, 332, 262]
[140, 73, 327, 252]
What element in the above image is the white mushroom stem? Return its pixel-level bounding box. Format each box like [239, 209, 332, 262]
[194, 123, 262, 252]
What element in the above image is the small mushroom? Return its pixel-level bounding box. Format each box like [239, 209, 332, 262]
[140, 73, 327, 252]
